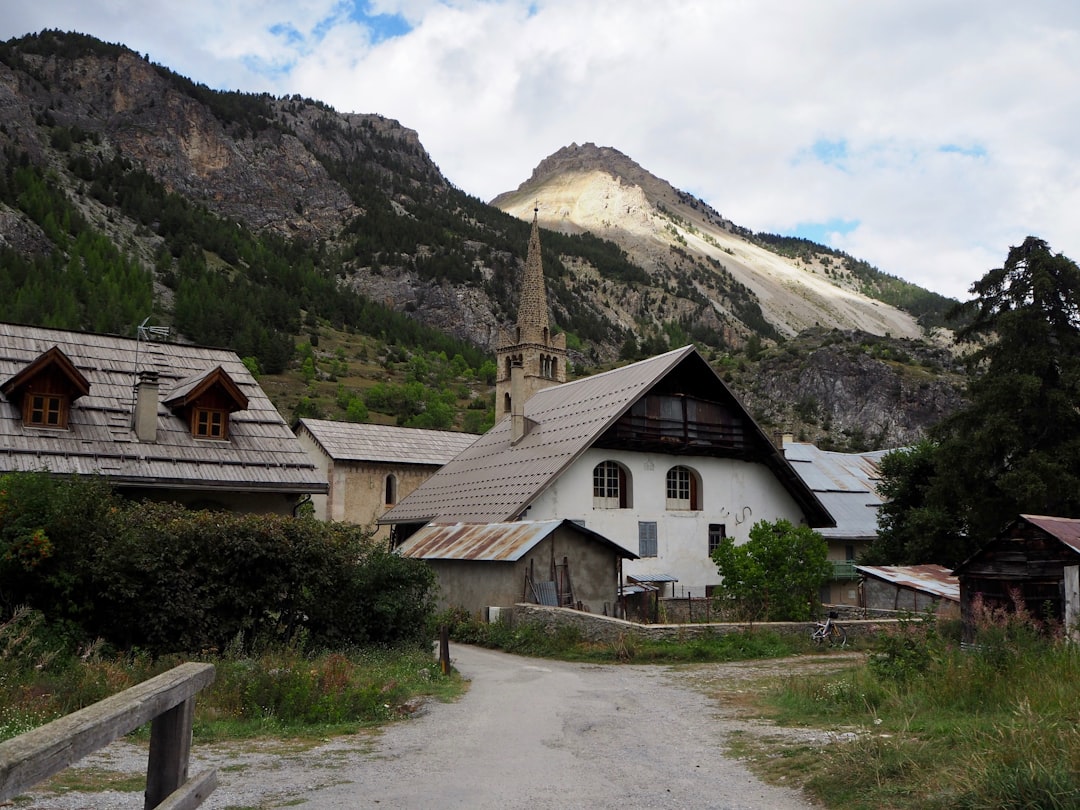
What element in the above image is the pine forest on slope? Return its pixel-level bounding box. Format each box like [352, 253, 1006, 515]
[0, 30, 964, 449]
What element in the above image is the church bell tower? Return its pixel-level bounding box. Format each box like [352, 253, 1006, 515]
[495, 207, 568, 416]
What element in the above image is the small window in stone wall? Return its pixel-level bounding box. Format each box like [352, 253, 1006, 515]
[385, 474, 397, 506]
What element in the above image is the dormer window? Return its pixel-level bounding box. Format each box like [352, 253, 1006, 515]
[27, 394, 65, 428]
[194, 407, 228, 439]
[163, 366, 248, 442]
[1, 346, 90, 432]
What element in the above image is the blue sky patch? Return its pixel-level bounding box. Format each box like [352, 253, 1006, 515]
[938, 143, 988, 158]
[348, 2, 412, 43]
[811, 138, 849, 166]
[785, 218, 860, 245]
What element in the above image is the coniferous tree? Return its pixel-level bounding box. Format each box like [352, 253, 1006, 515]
[871, 237, 1080, 565]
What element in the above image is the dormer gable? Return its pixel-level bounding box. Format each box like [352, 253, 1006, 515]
[1, 346, 90, 430]
[163, 366, 249, 440]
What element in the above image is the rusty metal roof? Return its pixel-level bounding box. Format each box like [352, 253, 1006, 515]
[1020, 514, 1080, 554]
[784, 441, 890, 540]
[396, 519, 638, 561]
[381, 346, 832, 526]
[0, 322, 324, 494]
[297, 419, 478, 466]
[855, 564, 960, 602]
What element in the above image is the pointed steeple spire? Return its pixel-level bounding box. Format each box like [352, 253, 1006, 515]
[494, 204, 568, 416]
[516, 206, 550, 344]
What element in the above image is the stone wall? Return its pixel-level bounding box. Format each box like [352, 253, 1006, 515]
[510, 603, 896, 644]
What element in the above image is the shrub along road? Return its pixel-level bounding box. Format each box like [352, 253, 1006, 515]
[26, 644, 834, 809]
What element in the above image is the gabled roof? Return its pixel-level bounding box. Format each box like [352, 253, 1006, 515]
[0, 322, 324, 494]
[380, 346, 833, 526]
[953, 514, 1080, 575]
[1, 345, 91, 402]
[1018, 514, 1080, 555]
[855, 564, 960, 602]
[784, 442, 889, 541]
[297, 419, 478, 466]
[396, 519, 638, 561]
[163, 366, 249, 412]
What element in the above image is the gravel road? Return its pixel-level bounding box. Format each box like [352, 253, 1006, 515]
[20, 645, 840, 809]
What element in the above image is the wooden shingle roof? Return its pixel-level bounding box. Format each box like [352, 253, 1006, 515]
[0, 322, 325, 494]
[297, 419, 478, 466]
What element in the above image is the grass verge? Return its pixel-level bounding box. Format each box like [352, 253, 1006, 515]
[723, 611, 1080, 809]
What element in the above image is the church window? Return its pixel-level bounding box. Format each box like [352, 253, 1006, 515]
[385, 474, 397, 506]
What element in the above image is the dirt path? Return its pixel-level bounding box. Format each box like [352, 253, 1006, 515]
[21, 645, 858, 809]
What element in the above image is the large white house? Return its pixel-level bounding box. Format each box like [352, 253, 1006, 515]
[380, 211, 834, 596]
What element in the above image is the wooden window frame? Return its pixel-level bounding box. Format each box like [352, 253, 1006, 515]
[708, 523, 726, 555]
[192, 406, 228, 440]
[638, 521, 658, 558]
[593, 461, 628, 509]
[666, 466, 701, 511]
[24, 393, 68, 429]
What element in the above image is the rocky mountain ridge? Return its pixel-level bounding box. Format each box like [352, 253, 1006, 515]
[0, 30, 965, 448]
[493, 142, 938, 344]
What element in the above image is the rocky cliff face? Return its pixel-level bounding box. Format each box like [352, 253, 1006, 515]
[731, 329, 965, 448]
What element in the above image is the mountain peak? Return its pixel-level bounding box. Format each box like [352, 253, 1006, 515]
[492, 143, 925, 342]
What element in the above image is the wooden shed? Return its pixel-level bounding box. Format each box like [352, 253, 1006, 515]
[953, 514, 1080, 640]
[396, 519, 638, 618]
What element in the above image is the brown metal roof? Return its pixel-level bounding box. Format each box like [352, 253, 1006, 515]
[297, 419, 478, 466]
[1020, 514, 1080, 555]
[0, 322, 324, 494]
[855, 564, 960, 602]
[380, 346, 833, 527]
[396, 519, 638, 561]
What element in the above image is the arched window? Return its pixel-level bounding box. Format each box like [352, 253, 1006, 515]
[503, 392, 512, 414]
[593, 461, 631, 508]
[384, 474, 397, 506]
[665, 465, 701, 510]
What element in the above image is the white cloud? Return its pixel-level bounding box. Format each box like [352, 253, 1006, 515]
[4, 0, 1080, 299]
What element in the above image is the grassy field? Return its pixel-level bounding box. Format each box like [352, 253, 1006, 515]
[724, 612, 1080, 809]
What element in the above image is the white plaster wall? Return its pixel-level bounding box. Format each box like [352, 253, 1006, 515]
[295, 429, 331, 520]
[524, 447, 810, 593]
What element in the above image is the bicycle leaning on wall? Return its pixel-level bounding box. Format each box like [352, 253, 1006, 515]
[810, 610, 847, 647]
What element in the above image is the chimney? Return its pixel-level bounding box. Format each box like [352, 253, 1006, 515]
[510, 362, 537, 445]
[134, 370, 159, 442]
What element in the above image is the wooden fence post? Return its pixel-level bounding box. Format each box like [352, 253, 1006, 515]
[145, 695, 196, 809]
[1065, 565, 1079, 643]
[439, 625, 450, 675]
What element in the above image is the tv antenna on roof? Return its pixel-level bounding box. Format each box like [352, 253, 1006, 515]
[137, 317, 170, 343]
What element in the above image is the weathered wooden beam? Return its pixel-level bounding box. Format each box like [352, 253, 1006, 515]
[154, 769, 219, 810]
[0, 662, 215, 803]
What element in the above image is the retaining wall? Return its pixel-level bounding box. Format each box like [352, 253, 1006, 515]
[510, 603, 896, 644]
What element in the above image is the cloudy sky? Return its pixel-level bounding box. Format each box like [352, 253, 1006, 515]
[3, 1, 1078, 300]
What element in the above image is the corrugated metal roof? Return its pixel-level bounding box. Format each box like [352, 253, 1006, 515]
[628, 573, 679, 583]
[785, 441, 890, 540]
[855, 564, 960, 602]
[0, 322, 324, 494]
[381, 347, 832, 526]
[1021, 514, 1080, 555]
[297, 419, 478, 465]
[396, 519, 638, 561]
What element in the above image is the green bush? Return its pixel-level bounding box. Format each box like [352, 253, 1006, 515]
[0, 474, 436, 654]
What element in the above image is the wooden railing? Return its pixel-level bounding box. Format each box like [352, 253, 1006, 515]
[0, 661, 216, 810]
